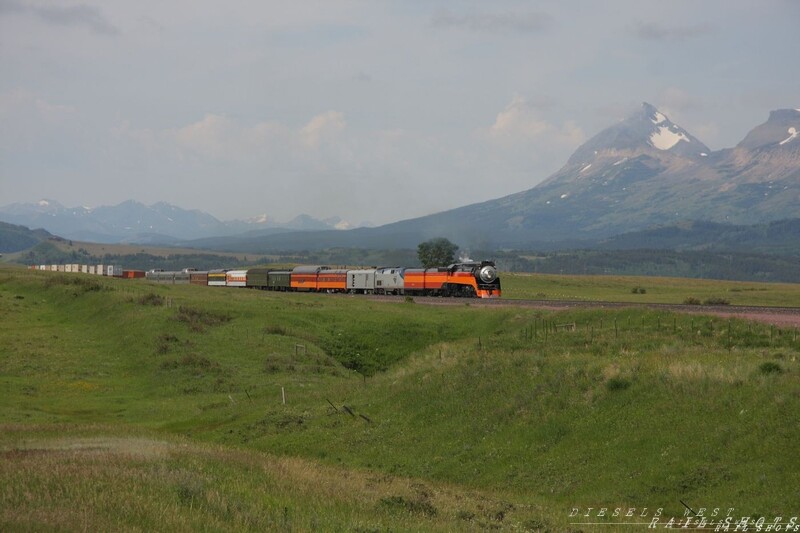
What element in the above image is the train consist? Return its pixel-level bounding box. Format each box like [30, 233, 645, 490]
[146, 262, 502, 298]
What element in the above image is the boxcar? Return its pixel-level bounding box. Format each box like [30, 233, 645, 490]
[347, 269, 376, 293]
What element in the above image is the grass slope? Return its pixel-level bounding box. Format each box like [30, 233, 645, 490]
[1, 266, 798, 530]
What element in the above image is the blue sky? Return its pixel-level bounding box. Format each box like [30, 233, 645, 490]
[1, 0, 798, 225]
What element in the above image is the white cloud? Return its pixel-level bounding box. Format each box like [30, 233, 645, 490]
[486, 95, 585, 146]
[0, 89, 75, 122]
[299, 111, 346, 149]
[489, 95, 548, 138]
[173, 113, 236, 158]
[132, 110, 349, 163]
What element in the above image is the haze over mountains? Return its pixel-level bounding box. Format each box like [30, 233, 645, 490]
[0, 199, 363, 244]
[2, 103, 798, 252]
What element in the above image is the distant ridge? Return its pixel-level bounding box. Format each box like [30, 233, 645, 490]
[0, 221, 51, 253]
[0, 200, 359, 244]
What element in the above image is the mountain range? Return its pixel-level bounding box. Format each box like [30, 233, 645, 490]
[0, 199, 361, 244]
[1, 103, 798, 252]
[188, 103, 800, 252]
[372, 103, 800, 247]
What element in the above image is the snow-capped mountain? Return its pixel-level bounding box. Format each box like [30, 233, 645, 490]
[475, 104, 800, 243]
[0, 200, 358, 244]
[567, 102, 710, 165]
[737, 108, 800, 150]
[258, 103, 798, 251]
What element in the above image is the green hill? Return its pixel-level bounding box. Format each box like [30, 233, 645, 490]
[0, 221, 51, 253]
[1, 267, 798, 530]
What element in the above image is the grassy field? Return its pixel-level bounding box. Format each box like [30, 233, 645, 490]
[1, 266, 798, 531]
[502, 272, 800, 306]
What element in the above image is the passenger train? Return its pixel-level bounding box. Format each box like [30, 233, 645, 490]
[145, 262, 502, 298]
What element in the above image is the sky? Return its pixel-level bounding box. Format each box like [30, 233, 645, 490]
[1, 0, 798, 226]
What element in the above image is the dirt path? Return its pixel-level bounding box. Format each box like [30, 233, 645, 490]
[686, 310, 800, 328]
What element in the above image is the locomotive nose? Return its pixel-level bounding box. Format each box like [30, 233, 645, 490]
[478, 265, 497, 283]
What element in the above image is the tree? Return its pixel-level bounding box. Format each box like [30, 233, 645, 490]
[417, 238, 458, 268]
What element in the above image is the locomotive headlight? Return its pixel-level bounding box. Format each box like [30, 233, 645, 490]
[478, 265, 497, 284]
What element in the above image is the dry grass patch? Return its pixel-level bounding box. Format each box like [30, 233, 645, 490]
[658, 360, 750, 385]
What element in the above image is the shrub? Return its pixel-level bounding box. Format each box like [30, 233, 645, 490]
[703, 297, 730, 306]
[263, 325, 287, 336]
[180, 354, 216, 369]
[138, 292, 165, 306]
[176, 305, 231, 332]
[683, 297, 702, 305]
[379, 496, 437, 517]
[759, 361, 783, 375]
[155, 333, 180, 355]
[631, 287, 646, 294]
[321, 333, 384, 376]
[606, 377, 631, 391]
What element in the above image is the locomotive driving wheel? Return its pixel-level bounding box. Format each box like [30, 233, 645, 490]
[440, 283, 451, 297]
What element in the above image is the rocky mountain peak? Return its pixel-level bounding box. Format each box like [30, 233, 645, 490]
[737, 108, 800, 150]
[567, 102, 709, 165]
